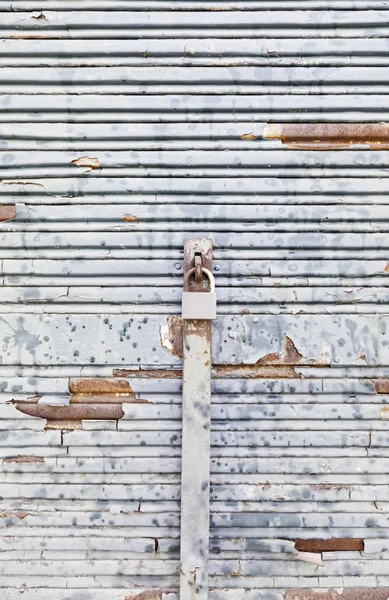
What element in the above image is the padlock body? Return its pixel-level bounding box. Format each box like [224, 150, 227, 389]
[182, 291, 217, 320]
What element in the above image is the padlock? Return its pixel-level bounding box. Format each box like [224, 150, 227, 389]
[182, 267, 217, 320]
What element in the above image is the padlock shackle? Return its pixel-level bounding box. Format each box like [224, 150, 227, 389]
[184, 267, 215, 292]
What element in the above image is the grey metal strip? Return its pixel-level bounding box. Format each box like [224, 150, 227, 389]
[180, 239, 213, 600]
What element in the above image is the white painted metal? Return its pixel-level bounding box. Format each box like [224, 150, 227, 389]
[0, 1, 388, 598]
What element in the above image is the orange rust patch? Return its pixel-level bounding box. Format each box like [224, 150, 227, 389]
[380, 406, 389, 419]
[0, 511, 33, 520]
[13, 378, 140, 430]
[294, 538, 364, 553]
[45, 420, 83, 430]
[214, 364, 300, 379]
[263, 123, 389, 150]
[372, 379, 389, 394]
[113, 368, 182, 379]
[3, 456, 45, 464]
[311, 484, 352, 491]
[160, 316, 183, 359]
[256, 334, 316, 366]
[69, 378, 134, 394]
[285, 589, 389, 600]
[385, 262, 389, 273]
[114, 365, 300, 379]
[9, 34, 52, 39]
[14, 403, 125, 420]
[123, 213, 139, 223]
[125, 592, 174, 600]
[0, 205, 16, 222]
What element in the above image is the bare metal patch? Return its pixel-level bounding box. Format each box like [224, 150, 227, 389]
[71, 156, 101, 171]
[123, 213, 139, 222]
[240, 132, 258, 141]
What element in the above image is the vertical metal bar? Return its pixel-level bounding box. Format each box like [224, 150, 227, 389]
[180, 238, 213, 600]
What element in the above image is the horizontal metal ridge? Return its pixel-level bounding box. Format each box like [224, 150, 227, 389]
[2, 1, 389, 9]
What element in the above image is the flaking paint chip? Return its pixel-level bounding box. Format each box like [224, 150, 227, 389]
[240, 133, 258, 141]
[123, 213, 139, 222]
[71, 156, 101, 171]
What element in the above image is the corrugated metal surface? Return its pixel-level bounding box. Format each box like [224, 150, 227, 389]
[1, 1, 389, 598]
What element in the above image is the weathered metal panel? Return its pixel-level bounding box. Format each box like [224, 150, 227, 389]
[1, 1, 389, 598]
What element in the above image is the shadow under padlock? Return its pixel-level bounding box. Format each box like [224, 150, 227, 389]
[182, 267, 217, 320]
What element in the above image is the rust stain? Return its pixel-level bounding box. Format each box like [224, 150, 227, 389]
[113, 368, 182, 379]
[372, 379, 389, 394]
[14, 403, 125, 420]
[71, 156, 101, 171]
[214, 364, 301, 379]
[380, 406, 389, 419]
[160, 319, 320, 367]
[13, 378, 140, 430]
[311, 484, 352, 491]
[240, 133, 258, 141]
[0, 511, 33, 520]
[113, 365, 300, 379]
[125, 592, 174, 600]
[3, 456, 45, 464]
[385, 262, 389, 273]
[263, 123, 389, 150]
[8, 34, 51, 39]
[69, 378, 134, 394]
[285, 589, 389, 600]
[45, 420, 83, 430]
[255, 334, 322, 366]
[0, 205, 16, 222]
[123, 213, 139, 223]
[70, 393, 141, 404]
[294, 539, 364, 553]
[160, 316, 183, 359]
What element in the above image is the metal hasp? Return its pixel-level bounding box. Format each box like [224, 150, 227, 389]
[180, 238, 214, 600]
